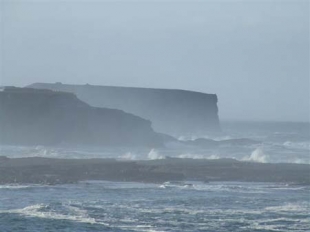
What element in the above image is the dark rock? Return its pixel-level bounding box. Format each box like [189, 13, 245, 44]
[0, 87, 164, 147]
[28, 83, 221, 136]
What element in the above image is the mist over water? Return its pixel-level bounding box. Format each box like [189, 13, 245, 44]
[1, 1, 309, 231]
[1, 99, 308, 232]
[1, 121, 309, 164]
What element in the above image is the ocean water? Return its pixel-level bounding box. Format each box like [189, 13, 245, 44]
[0, 181, 309, 232]
[1, 121, 309, 163]
[0, 122, 309, 231]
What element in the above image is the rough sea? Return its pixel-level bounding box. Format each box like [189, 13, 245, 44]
[1, 122, 309, 232]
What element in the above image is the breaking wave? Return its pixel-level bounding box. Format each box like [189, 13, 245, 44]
[118, 152, 137, 160]
[0, 184, 46, 190]
[147, 149, 164, 160]
[178, 153, 220, 159]
[0, 203, 108, 226]
[242, 147, 269, 163]
[265, 202, 309, 213]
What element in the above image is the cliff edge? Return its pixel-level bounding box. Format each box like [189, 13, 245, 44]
[0, 87, 164, 147]
[29, 83, 221, 136]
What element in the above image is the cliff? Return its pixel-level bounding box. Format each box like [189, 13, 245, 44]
[0, 87, 164, 147]
[29, 83, 221, 136]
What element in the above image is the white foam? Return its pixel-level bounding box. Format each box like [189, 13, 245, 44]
[242, 215, 310, 231]
[177, 153, 220, 160]
[0, 203, 108, 226]
[118, 152, 137, 160]
[243, 223, 282, 231]
[147, 149, 164, 160]
[178, 153, 204, 159]
[0, 184, 42, 189]
[159, 181, 194, 190]
[208, 154, 220, 159]
[115, 225, 161, 232]
[242, 147, 269, 163]
[265, 203, 307, 213]
[283, 141, 310, 150]
[177, 135, 233, 142]
[293, 158, 310, 164]
[258, 217, 310, 223]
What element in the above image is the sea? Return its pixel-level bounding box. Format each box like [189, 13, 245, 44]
[0, 121, 309, 232]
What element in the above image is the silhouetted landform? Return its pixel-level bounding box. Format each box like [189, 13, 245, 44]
[0, 156, 309, 185]
[0, 87, 164, 147]
[29, 83, 221, 136]
[181, 138, 261, 148]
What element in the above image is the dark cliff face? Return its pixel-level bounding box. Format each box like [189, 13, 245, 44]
[29, 83, 221, 136]
[0, 87, 163, 147]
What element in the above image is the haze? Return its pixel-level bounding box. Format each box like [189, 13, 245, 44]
[0, 0, 309, 122]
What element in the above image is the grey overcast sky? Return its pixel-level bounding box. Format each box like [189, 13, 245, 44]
[0, 0, 309, 122]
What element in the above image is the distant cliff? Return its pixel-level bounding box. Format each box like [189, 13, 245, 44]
[29, 83, 221, 136]
[0, 87, 164, 147]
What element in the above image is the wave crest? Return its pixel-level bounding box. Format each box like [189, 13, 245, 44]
[242, 147, 269, 163]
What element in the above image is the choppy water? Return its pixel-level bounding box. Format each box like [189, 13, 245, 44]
[1, 122, 309, 163]
[0, 122, 309, 231]
[0, 181, 309, 232]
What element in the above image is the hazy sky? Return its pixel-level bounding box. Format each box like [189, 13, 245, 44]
[1, 0, 309, 122]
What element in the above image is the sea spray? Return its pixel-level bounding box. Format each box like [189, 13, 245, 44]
[178, 153, 220, 159]
[242, 147, 269, 163]
[119, 152, 137, 160]
[147, 149, 164, 160]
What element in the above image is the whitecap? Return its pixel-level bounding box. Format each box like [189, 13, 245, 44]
[265, 202, 308, 213]
[177, 153, 220, 159]
[178, 153, 204, 159]
[0, 184, 44, 190]
[242, 147, 269, 163]
[118, 152, 137, 160]
[147, 149, 164, 160]
[0, 203, 109, 226]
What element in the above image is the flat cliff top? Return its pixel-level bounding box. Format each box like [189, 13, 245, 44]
[28, 82, 221, 135]
[29, 82, 218, 100]
[0, 87, 89, 108]
[0, 86, 149, 121]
